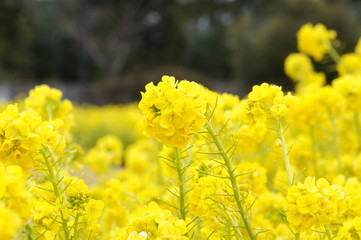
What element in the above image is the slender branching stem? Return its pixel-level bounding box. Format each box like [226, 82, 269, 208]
[276, 118, 293, 186]
[295, 232, 300, 240]
[328, 45, 340, 63]
[205, 121, 256, 240]
[174, 147, 187, 220]
[25, 224, 35, 240]
[325, 224, 333, 240]
[40, 146, 71, 240]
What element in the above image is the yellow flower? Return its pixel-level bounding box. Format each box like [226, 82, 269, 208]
[25, 84, 74, 137]
[86, 199, 104, 224]
[139, 75, 207, 148]
[337, 53, 361, 76]
[297, 23, 337, 61]
[113, 201, 189, 239]
[0, 203, 20, 240]
[286, 176, 343, 232]
[0, 104, 64, 170]
[286, 204, 302, 226]
[85, 135, 123, 174]
[335, 217, 361, 240]
[284, 53, 314, 81]
[296, 195, 319, 214]
[270, 104, 288, 118]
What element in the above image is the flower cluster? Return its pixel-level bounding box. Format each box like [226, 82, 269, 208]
[284, 53, 326, 93]
[0, 104, 64, 170]
[297, 22, 337, 61]
[25, 84, 73, 137]
[111, 202, 188, 240]
[138, 75, 207, 147]
[3, 22, 361, 240]
[287, 177, 343, 232]
[85, 135, 123, 174]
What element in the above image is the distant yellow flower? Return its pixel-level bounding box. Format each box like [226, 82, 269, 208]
[297, 23, 337, 61]
[337, 53, 361, 76]
[86, 199, 104, 224]
[85, 135, 123, 174]
[284, 53, 314, 81]
[25, 84, 73, 137]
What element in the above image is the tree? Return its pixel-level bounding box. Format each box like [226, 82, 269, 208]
[53, 0, 174, 84]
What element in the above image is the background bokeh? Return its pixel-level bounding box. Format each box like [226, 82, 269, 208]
[1, 0, 361, 104]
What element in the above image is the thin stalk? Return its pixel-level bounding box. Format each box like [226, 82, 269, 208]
[276, 118, 293, 186]
[25, 224, 35, 240]
[328, 45, 340, 63]
[205, 121, 256, 240]
[295, 232, 300, 240]
[174, 147, 187, 220]
[73, 213, 80, 240]
[325, 224, 333, 240]
[46, 104, 54, 120]
[40, 147, 71, 240]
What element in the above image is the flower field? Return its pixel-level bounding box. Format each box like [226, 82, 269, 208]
[1, 23, 361, 239]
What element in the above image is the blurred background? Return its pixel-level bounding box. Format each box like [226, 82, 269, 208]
[1, 0, 361, 104]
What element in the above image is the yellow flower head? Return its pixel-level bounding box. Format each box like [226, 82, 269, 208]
[336, 217, 361, 240]
[113, 201, 188, 239]
[286, 177, 343, 232]
[0, 204, 20, 240]
[25, 84, 74, 136]
[0, 104, 64, 170]
[297, 23, 337, 61]
[139, 75, 207, 147]
[337, 53, 361, 76]
[284, 53, 314, 82]
[85, 135, 123, 174]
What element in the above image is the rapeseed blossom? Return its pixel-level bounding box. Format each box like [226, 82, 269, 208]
[138, 75, 207, 147]
[85, 135, 123, 174]
[0, 104, 64, 170]
[287, 177, 343, 232]
[3, 22, 361, 240]
[297, 23, 337, 61]
[111, 202, 188, 240]
[25, 84, 73, 137]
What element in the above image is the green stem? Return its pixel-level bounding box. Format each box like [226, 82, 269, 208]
[73, 213, 80, 240]
[205, 121, 256, 240]
[295, 232, 300, 240]
[46, 104, 54, 120]
[40, 146, 71, 240]
[328, 45, 340, 63]
[25, 224, 35, 240]
[174, 147, 187, 220]
[325, 224, 333, 240]
[276, 118, 293, 186]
